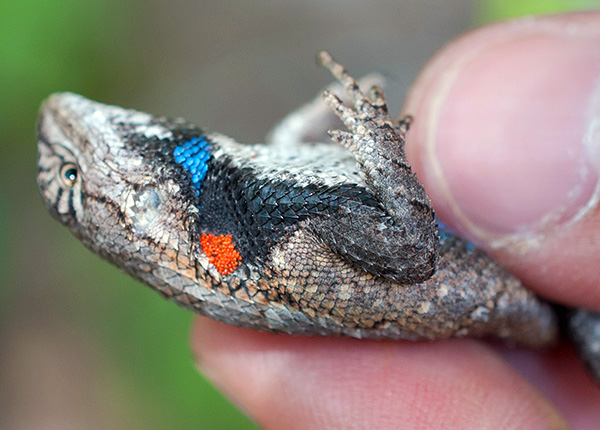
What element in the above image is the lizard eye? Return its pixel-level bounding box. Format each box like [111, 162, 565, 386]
[60, 162, 78, 187]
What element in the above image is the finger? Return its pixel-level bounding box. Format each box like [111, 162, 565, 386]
[495, 343, 600, 428]
[402, 11, 600, 309]
[192, 318, 568, 430]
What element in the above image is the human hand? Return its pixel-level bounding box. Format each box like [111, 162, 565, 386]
[192, 11, 600, 429]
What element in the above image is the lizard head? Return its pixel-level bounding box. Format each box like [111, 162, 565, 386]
[36, 92, 199, 267]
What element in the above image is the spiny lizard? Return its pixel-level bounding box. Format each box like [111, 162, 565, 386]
[37, 52, 600, 385]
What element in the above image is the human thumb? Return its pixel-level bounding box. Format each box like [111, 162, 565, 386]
[404, 11, 600, 310]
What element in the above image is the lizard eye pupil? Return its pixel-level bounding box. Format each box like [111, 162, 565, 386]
[60, 163, 78, 187]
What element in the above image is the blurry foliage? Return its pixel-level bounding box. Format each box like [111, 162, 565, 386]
[1, 0, 135, 159]
[477, 0, 600, 22]
[0, 193, 6, 315]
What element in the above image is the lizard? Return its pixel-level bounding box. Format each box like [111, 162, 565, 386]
[36, 51, 600, 385]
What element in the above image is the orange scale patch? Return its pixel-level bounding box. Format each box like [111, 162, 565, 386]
[200, 233, 242, 275]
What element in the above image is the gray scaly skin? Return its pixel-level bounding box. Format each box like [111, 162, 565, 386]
[37, 52, 600, 384]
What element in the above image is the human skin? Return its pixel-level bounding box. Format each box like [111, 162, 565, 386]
[191, 11, 600, 430]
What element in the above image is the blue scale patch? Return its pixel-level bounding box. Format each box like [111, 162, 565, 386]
[173, 136, 211, 193]
[436, 220, 452, 240]
[437, 219, 475, 251]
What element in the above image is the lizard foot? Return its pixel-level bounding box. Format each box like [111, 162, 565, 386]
[317, 51, 405, 162]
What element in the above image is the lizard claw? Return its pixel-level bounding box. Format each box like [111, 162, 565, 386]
[398, 114, 412, 135]
[318, 51, 407, 170]
[321, 88, 358, 130]
[318, 51, 393, 126]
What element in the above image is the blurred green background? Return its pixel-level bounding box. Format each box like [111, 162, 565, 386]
[1, 0, 597, 428]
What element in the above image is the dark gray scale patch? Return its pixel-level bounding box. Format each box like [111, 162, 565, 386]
[193, 154, 383, 267]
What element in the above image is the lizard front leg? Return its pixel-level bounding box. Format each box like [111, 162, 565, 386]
[314, 51, 439, 284]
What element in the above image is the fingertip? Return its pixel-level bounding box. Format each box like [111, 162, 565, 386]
[403, 11, 600, 307]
